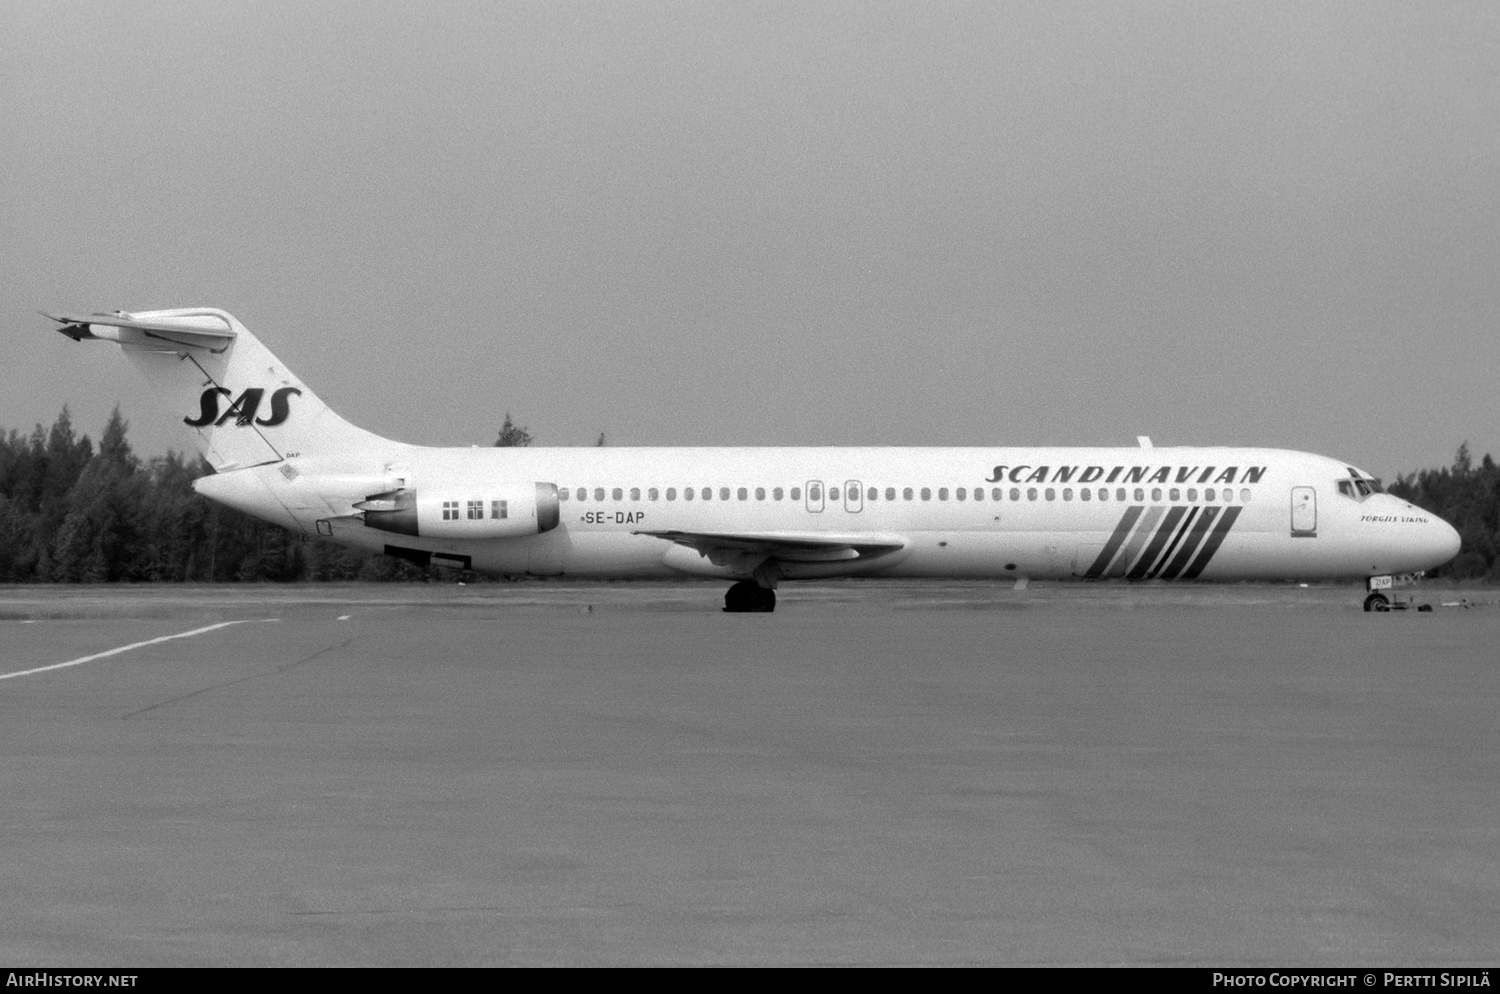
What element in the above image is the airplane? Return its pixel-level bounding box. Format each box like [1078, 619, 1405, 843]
[45, 307, 1460, 612]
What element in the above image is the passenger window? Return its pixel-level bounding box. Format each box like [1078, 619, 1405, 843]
[956, 487, 966, 501]
[684, 487, 694, 501]
[791, 487, 802, 501]
[1027, 488, 1037, 501]
[703, 487, 713, 501]
[648, 488, 658, 501]
[1133, 488, 1144, 502]
[1116, 488, 1126, 501]
[973, 487, 983, 502]
[1098, 488, 1108, 501]
[1205, 488, 1215, 502]
[613, 488, 623, 501]
[720, 487, 730, 501]
[903, 487, 914, 501]
[938, 488, 948, 501]
[1045, 488, 1055, 501]
[1063, 488, 1072, 501]
[867, 487, 877, 501]
[630, 487, 640, 501]
[774, 487, 784, 501]
[921, 487, 932, 501]
[1151, 488, 1161, 502]
[594, 488, 605, 502]
[1240, 488, 1251, 503]
[756, 487, 766, 501]
[809, 484, 822, 501]
[1187, 488, 1197, 501]
[885, 487, 896, 501]
[1081, 488, 1091, 501]
[1169, 488, 1180, 501]
[577, 488, 587, 501]
[666, 487, 677, 501]
[558, 488, 570, 501]
[1223, 488, 1233, 502]
[737, 487, 747, 501]
[1010, 488, 1020, 501]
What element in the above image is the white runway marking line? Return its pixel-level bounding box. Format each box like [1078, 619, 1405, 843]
[0, 619, 280, 682]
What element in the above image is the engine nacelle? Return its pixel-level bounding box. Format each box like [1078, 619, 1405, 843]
[359, 482, 560, 539]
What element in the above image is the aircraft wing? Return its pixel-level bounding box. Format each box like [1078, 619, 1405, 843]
[43, 311, 237, 351]
[633, 529, 906, 565]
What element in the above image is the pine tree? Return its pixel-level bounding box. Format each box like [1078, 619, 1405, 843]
[494, 412, 533, 447]
[50, 406, 141, 582]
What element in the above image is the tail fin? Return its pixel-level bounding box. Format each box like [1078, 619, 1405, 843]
[46, 308, 391, 470]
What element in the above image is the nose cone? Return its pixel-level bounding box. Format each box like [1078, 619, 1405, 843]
[1430, 517, 1462, 568]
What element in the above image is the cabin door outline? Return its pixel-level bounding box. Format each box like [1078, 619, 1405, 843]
[845, 480, 863, 513]
[806, 480, 824, 513]
[1290, 486, 1317, 537]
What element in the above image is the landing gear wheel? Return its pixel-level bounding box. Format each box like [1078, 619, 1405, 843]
[1364, 592, 1390, 612]
[724, 580, 776, 613]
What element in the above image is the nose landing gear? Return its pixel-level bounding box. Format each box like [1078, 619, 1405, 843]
[1363, 573, 1434, 612]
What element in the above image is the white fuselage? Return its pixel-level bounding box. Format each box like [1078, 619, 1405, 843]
[50, 307, 1460, 591]
[197, 443, 1461, 583]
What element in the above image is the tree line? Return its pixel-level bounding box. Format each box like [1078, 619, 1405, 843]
[0, 407, 433, 583]
[1387, 443, 1499, 579]
[1, 407, 1496, 582]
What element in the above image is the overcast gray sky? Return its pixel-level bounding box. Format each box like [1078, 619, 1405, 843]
[3, 1, 1496, 479]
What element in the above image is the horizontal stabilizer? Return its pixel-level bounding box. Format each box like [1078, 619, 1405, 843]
[43, 310, 237, 351]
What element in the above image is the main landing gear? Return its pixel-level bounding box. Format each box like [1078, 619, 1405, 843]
[1363, 592, 1390, 612]
[724, 580, 777, 613]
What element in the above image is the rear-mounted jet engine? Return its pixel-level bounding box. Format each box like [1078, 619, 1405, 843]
[358, 482, 560, 538]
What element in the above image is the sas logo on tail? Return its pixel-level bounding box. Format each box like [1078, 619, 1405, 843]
[184, 387, 301, 428]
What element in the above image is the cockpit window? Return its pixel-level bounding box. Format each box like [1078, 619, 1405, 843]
[1337, 475, 1384, 501]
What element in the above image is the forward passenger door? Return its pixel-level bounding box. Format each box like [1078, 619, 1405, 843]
[1290, 486, 1317, 537]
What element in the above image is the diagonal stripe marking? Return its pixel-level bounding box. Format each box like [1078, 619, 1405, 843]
[1182, 505, 1244, 579]
[0, 619, 279, 681]
[1148, 506, 1199, 578]
[1127, 505, 1187, 580]
[1084, 505, 1144, 578]
[1107, 505, 1164, 578]
[1159, 506, 1220, 579]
